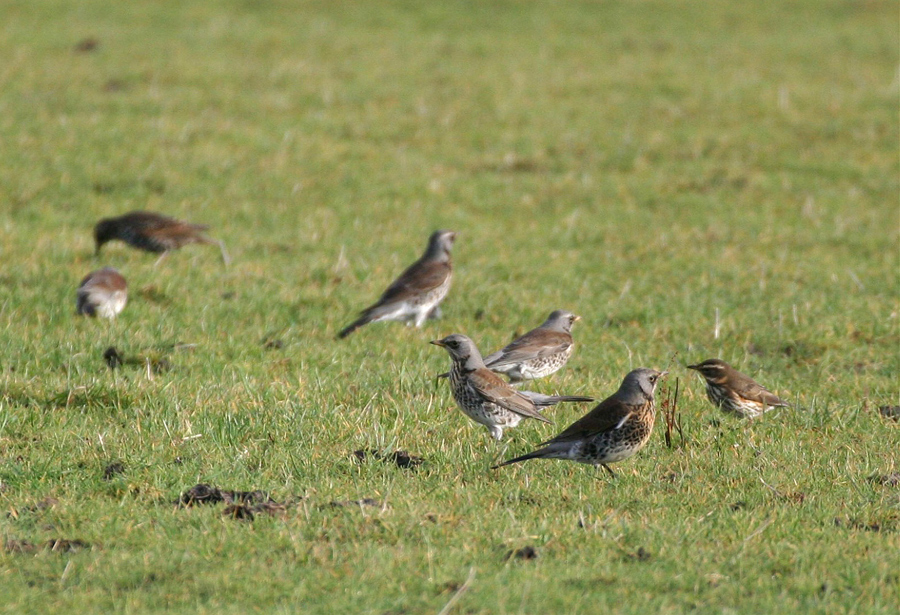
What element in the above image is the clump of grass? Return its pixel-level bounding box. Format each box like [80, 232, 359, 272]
[660, 378, 685, 450]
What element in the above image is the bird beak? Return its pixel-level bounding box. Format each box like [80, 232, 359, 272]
[686, 364, 699, 371]
[659, 370, 669, 378]
[574, 315, 581, 322]
[430, 340, 446, 348]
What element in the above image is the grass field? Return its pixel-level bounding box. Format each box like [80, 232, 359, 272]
[1, 0, 898, 612]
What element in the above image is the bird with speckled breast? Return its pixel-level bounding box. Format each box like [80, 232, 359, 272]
[687, 359, 789, 419]
[494, 368, 666, 475]
[431, 334, 593, 441]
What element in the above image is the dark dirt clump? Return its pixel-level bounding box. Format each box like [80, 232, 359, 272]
[627, 547, 652, 561]
[74, 38, 99, 53]
[103, 347, 123, 368]
[868, 473, 900, 487]
[103, 461, 126, 480]
[104, 346, 172, 373]
[834, 517, 898, 532]
[505, 546, 538, 560]
[353, 449, 423, 469]
[176, 484, 272, 507]
[878, 405, 900, 421]
[176, 484, 301, 521]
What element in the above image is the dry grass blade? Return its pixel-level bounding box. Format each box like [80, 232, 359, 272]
[437, 567, 476, 615]
[661, 378, 684, 449]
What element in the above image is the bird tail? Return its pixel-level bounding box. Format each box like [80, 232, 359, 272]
[76, 291, 95, 316]
[435, 371, 449, 379]
[337, 313, 374, 339]
[337, 300, 401, 339]
[481, 351, 503, 368]
[491, 447, 550, 469]
[521, 391, 593, 408]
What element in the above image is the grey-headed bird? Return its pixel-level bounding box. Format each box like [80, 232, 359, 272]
[339, 230, 455, 338]
[431, 334, 592, 440]
[494, 368, 665, 475]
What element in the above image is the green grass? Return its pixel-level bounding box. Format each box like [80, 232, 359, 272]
[0, 0, 898, 612]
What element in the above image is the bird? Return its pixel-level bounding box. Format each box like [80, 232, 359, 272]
[431, 334, 593, 440]
[338, 230, 456, 339]
[438, 310, 580, 383]
[494, 368, 666, 475]
[76, 267, 127, 319]
[687, 358, 789, 419]
[94, 211, 230, 265]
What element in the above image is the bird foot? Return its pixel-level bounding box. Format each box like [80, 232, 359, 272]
[598, 464, 616, 478]
[217, 240, 231, 267]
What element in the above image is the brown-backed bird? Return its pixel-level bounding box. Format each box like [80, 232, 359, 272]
[94, 211, 229, 265]
[76, 267, 127, 319]
[338, 230, 455, 338]
[431, 334, 592, 440]
[687, 358, 789, 419]
[494, 368, 665, 475]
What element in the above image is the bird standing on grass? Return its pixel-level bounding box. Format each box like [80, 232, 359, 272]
[76, 267, 127, 319]
[338, 230, 456, 339]
[494, 368, 666, 475]
[94, 211, 230, 265]
[431, 334, 593, 441]
[687, 358, 789, 419]
[479, 310, 582, 383]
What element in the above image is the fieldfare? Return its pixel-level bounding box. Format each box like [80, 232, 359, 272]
[76, 267, 127, 319]
[480, 310, 580, 383]
[338, 230, 455, 338]
[431, 334, 592, 440]
[494, 368, 665, 475]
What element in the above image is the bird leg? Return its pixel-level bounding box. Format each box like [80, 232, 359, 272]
[599, 463, 616, 478]
[216, 240, 231, 267]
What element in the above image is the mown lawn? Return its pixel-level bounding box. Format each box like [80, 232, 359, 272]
[0, 1, 897, 613]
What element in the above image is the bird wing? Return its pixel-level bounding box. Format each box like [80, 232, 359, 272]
[545, 397, 636, 443]
[126, 212, 210, 233]
[735, 380, 789, 407]
[122, 211, 209, 232]
[484, 331, 572, 367]
[376, 259, 450, 305]
[467, 368, 551, 423]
